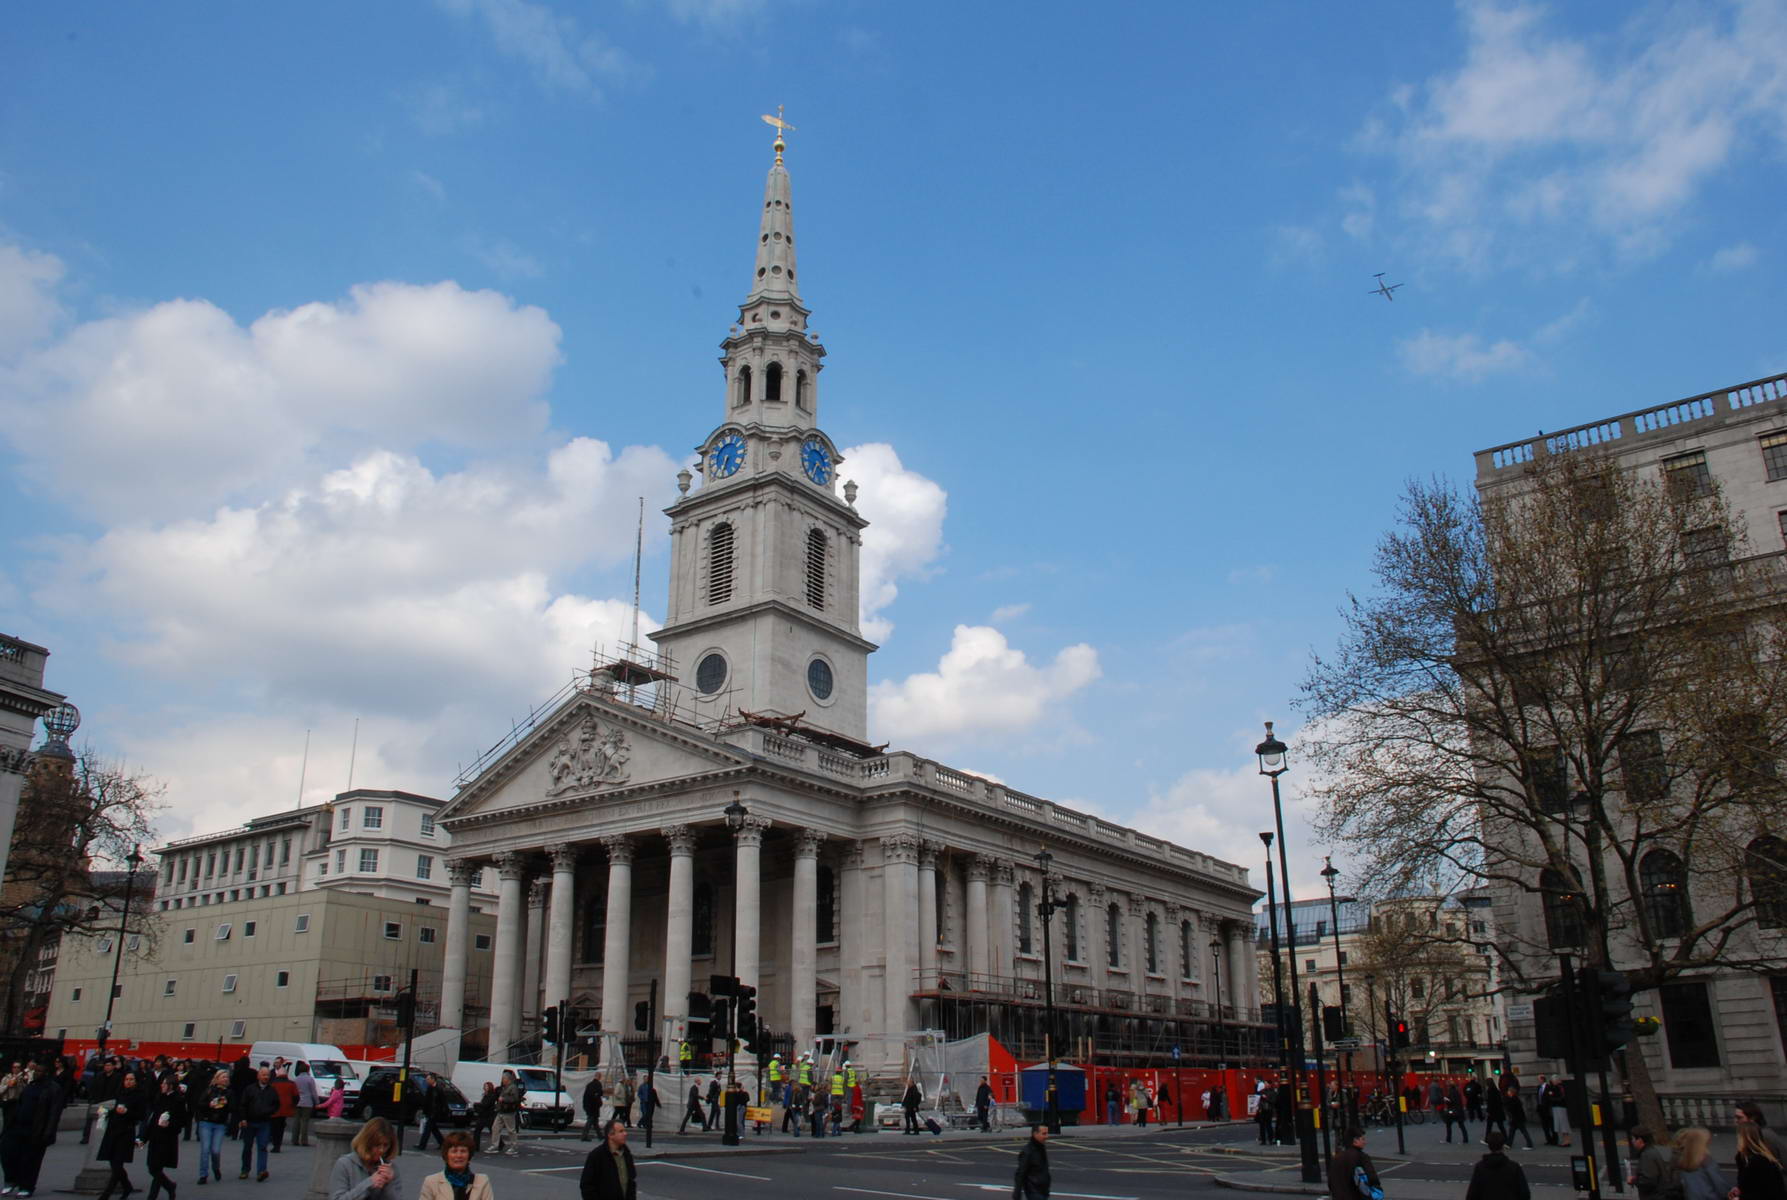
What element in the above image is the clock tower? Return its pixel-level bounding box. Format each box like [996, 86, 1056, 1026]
[650, 127, 876, 742]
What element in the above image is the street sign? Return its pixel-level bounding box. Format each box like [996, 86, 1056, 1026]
[1331, 1037, 1363, 1049]
[1506, 1002, 1534, 1022]
[1171, 1045, 1181, 1061]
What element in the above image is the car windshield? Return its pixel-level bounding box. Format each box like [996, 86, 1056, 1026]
[516, 1069, 558, 1092]
[309, 1060, 353, 1078]
[440, 1082, 468, 1104]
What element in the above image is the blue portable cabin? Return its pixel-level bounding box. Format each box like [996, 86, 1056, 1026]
[1017, 1062, 1086, 1126]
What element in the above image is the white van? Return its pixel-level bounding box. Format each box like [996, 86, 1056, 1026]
[451, 1062, 574, 1129]
[245, 1041, 361, 1102]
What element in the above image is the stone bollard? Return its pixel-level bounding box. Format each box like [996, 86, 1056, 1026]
[70, 1105, 118, 1193]
[304, 1118, 365, 1200]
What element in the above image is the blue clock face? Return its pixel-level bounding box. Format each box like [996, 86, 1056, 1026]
[710, 434, 746, 478]
[801, 438, 833, 484]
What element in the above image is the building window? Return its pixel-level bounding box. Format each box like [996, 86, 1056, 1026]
[708, 522, 736, 605]
[1778, 511, 1787, 549]
[280, 838, 291, 865]
[816, 864, 837, 944]
[1525, 747, 1570, 813]
[935, 869, 948, 946]
[1105, 904, 1123, 968]
[1540, 867, 1584, 947]
[276, 882, 286, 895]
[765, 360, 784, 402]
[363, 806, 383, 830]
[795, 369, 809, 410]
[583, 890, 607, 963]
[471, 869, 484, 888]
[692, 882, 715, 957]
[182, 1022, 196, 1039]
[339, 808, 351, 831]
[1664, 450, 1714, 499]
[1683, 527, 1730, 569]
[1620, 731, 1668, 805]
[183, 928, 195, 944]
[164, 979, 176, 996]
[419, 927, 437, 944]
[205, 852, 215, 877]
[276, 970, 290, 988]
[1018, 882, 1034, 955]
[416, 854, 434, 880]
[177, 858, 187, 883]
[295, 914, 310, 933]
[1640, 849, 1690, 938]
[360, 849, 379, 873]
[215, 923, 232, 941]
[1760, 432, 1787, 481]
[475, 934, 493, 951]
[71, 987, 82, 1002]
[1412, 978, 1426, 999]
[734, 364, 752, 408]
[384, 922, 402, 940]
[336, 849, 346, 873]
[1063, 893, 1081, 961]
[229, 1020, 246, 1040]
[233, 847, 244, 873]
[249, 844, 259, 871]
[1660, 980, 1721, 1068]
[222, 975, 238, 993]
[244, 921, 256, 937]
[420, 814, 436, 838]
[1179, 919, 1193, 979]
[372, 975, 393, 993]
[805, 529, 827, 609]
[1748, 837, 1787, 928]
[1145, 912, 1159, 974]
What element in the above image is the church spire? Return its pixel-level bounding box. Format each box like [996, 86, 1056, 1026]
[746, 111, 801, 309]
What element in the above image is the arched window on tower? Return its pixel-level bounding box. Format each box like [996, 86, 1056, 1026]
[765, 361, 783, 403]
[708, 522, 735, 605]
[734, 365, 752, 407]
[1018, 882, 1034, 955]
[1747, 836, 1787, 928]
[795, 369, 809, 410]
[1145, 911, 1159, 974]
[1639, 849, 1690, 938]
[1106, 903, 1123, 968]
[816, 864, 836, 944]
[805, 529, 827, 608]
[1539, 866, 1584, 948]
[1063, 893, 1081, 961]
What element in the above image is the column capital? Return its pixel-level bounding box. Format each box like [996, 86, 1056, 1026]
[662, 824, 698, 856]
[1087, 883, 1107, 906]
[733, 815, 772, 848]
[495, 851, 528, 882]
[795, 829, 827, 859]
[550, 846, 579, 873]
[528, 877, 550, 908]
[841, 840, 865, 869]
[601, 834, 635, 865]
[446, 859, 478, 887]
[1127, 894, 1146, 918]
[918, 840, 942, 869]
[993, 858, 1016, 886]
[1162, 902, 1182, 922]
[0, 746, 34, 776]
[883, 833, 921, 865]
[968, 856, 993, 883]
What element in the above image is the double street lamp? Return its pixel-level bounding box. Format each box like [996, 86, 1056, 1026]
[1033, 847, 1065, 1133]
[97, 845, 144, 1056]
[1257, 722, 1321, 1185]
[1321, 855, 1356, 1128]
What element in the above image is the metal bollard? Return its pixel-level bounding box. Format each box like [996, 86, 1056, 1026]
[304, 1118, 366, 1200]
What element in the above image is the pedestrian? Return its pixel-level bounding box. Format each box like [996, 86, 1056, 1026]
[268, 1067, 297, 1154]
[849, 1083, 865, 1134]
[581, 1075, 605, 1141]
[1465, 1077, 1485, 1124]
[1327, 1127, 1382, 1200]
[84, 1060, 123, 1146]
[1535, 1076, 1560, 1146]
[975, 1076, 994, 1133]
[678, 1082, 705, 1135]
[193, 1070, 232, 1185]
[1501, 1083, 1533, 1150]
[1012, 1125, 1050, 1200]
[322, 1080, 346, 1121]
[96, 1071, 147, 1200]
[1629, 1128, 1674, 1200]
[1464, 1131, 1529, 1200]
[1255, 1083, 1276, 1144]
[470, 1083, 495, 1147]
[1672, 1128, 1729, 1200]
[140, 1075, 189, 1200]
[416, 1131, 490, 1200]
[1105, 1082, 1120, 1126]
[1484, 1079, 1507, 1142]
[1130, 1080, 1147, 1128]
[486, 1072, 523, 1157]
[1442, 1085, 1470, 1144]
[705, 1078, 720, 1129]
[327, 1118, 400, 1200]
[612, 1074, 634, 1129]
[233, 1068, 279, 1181]
[417, 1075, 451, 1151]
[0, 1062, 58, 1198]
[902, 1078, 922, 1136]
[1546, 1079, 1571, 1148]
[1737, 1103, 1787, 1164]
[579, 1119, 635, 1200]
[637, 1073, 656, 1149]
[290, 1064, 317, 1149]
[1736, 1122, 1787, 1200]
[782, 1082, 803, 1136]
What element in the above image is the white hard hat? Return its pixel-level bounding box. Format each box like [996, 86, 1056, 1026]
[845, 1060, 853, 1066]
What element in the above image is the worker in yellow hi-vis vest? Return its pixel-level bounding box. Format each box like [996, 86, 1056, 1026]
[768, 1055, 784, 1086]
[844, 1061, 858, 1089]
[797, 1055, 813, 1087]
[678, 1039, 693, 1073]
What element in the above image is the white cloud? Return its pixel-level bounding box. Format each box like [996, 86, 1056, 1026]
[0, 244, 65, 359]
[869, 625, 1099, 744]
[664, 0, 767, 30]
[840, 442, 947, 642]
[436, 0, 637, 97]
[405, 83, 485, 137]
[1398, 328, 1531, 381]
[1, 277, 561, 522]
[463, 234, 545, 280]
[1364, 0, 1787, 267]
[1269, 224, 1324, 266]
[1707, 241, 1759, 273]
[990, 602, 1031, 623]
[1339, 182, 1376, 241]
[411, 170, 448, 202]
[1533, 297, 1592, 345]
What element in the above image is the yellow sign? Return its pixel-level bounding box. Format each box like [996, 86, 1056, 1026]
[745, 1106, 773, 1123]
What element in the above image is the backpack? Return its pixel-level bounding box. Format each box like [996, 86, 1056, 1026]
[1355, 1165, 1385, 1200]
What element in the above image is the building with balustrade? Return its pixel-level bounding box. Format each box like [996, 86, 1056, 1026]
[431, 132, 1267, 1073]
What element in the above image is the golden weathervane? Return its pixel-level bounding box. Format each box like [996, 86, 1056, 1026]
[761, 106, 794, 162]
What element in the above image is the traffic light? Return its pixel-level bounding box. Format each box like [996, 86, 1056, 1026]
[634, 1000, 649, 1032]
[712, 997, 733, 1044]
[1322, 1006, 1345, 1042]
[737, 983, 759, 1052]
[395, 989, 416, 1031]
[1390, 1016, 1411, 1049]
[711, 973, 738, 997]
[541, 1005, 559, 1043]
[1594, 968, 1634, 1056]
[1533, 992, 1571, 1061]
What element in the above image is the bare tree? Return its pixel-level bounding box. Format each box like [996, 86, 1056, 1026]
[1299, 451, 1787, 1132]
[0, 749, 163, 1034]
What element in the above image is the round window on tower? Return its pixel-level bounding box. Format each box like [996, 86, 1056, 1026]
[807, 657, 834, 702]
[695, 653, 729, 695]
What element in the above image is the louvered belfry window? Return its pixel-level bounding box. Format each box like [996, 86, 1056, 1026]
[806, 528, 826, 608]
[709, 522, 735, 604]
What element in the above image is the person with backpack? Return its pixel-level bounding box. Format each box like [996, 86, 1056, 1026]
[1466, 1131, 1531, 1200]
[1327, 1127, 1382, 1200]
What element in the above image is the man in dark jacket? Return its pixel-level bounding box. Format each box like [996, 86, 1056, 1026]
[1327, 1127, 1380, 1200]
[975, 1077, 994, 1133]
[581, 1075, 605, 1140]
[580, 1119, 636, 1200]
[1013, 1125, 1050, 1200]
[1631, 1127, 1675, 1200]
[1466, 1131, 1532, 1200]
[233, 1068, 279, 1181]
[902, 1079, 922, 1135]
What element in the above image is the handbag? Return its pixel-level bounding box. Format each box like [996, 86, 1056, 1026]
[1355, 1165, 1385, 1200]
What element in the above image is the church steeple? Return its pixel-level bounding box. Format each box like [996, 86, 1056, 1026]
[745, 127, 801, 311]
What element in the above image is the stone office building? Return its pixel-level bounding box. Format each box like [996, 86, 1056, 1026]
[434, 131, 1264, 1071]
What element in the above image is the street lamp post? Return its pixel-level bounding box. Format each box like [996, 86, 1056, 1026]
[1321, 856, 1356, 1129]
[1209, 939, 1226, 1072]
[1257, 722, 1320, 1184]
[97, 845, 143, 1056]
[721, 794, 748, 1146]
[1034, 847, 1063, 1134]
[1261, 833, 1291, 1146]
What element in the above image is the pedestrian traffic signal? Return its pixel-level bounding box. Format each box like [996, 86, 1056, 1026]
[634, 1000, 649, 1032]
[1593, 968, 1634, 1055]
[737, 983, 759, 1052]
[541, 1005, 559, 1042]
[1390, 1017, 1411, 1049]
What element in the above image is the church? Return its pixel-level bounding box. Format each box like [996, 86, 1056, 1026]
[433, 127, 1265, 1073]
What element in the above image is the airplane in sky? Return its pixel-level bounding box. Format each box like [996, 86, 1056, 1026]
[1370, 272, 1402, 301]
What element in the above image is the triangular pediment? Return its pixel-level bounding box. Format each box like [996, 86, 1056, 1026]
[439, 691, 746, 827]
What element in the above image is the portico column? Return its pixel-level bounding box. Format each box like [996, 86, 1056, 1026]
[661, 824, 697, 1057]
[598, 836, 635, 1061]
[544, 847, 577, 1032]
[990, 860, 1016, 976]
[792, 830, 825, 1050]
[882, 835, 920, 1039]
[440, 859, 475, 1033]
[734, 815, 771, 994]
[966, 857, 991, 980]
[488, 851, 527, 1059]
[522, 877, 548, 1029]
[918, 841, 940, 987]
[1226, 920, 1250, 1017]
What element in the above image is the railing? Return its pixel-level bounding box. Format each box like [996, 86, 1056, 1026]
[1659, 1094, 1787, 1130]
[913, 968, 1260, 1022]
[1476, 370, 1787, 478]
[0, 638, 26, 665]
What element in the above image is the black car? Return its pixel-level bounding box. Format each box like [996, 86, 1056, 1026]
[351, 1068, 471, 1126]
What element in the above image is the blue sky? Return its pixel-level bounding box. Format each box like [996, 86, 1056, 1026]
[2, 1, 1783, 897]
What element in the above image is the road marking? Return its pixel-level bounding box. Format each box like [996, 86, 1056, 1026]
[641, 1162, 773, 1181]
[959, 1186, 1138, 1199]
[837, 1187, 960, 1200]
[522, 1166, 585, 1174]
